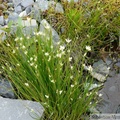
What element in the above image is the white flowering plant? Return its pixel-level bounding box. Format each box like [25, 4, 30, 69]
[0, 24, 99, 120]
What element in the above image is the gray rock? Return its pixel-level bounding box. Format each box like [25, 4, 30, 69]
[116, 105, 120, 113]
[115, 61, 120, 68]
[19, 11, 27, 17]
[40, 19, 60, 45]
[7, 3, 14, 8]
[96, 100, 116, 113]
[25, 6, 32, 15]
[15, 5, 22, 13]
[97, 74, 120, 113]
[13, 0, 21, 6]
[21, 0, 34, 9]
[0, 97, 44, 120]
[0, 16, 5, 26]
[22, 19, 38, 36]
[30, 8, 41, 22]
[22, 19, 37, 27]
[8, 12, 19, 23]
[10, 19, 38, 36]
[0, 78, 15, 99]
[55, 3, 64, 13]
[93, 59, 110, 75]
[37, 0, 49, 12]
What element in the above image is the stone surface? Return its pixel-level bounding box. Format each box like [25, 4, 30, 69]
[96, 99, 117, 113]
[0, 78, 15, 99]
[13, 0, 21, 6]
[115, 61, 120, 68]
[97, 74, 120, 113]
[37, 0, 49, 12]
[0, 16, 5, 25]
[55, 3, 64, 13]
[25, 6, 32, 15]
[15, 5, 22, 13]
[83, 64, 107, 82]
[84, 82, 103, 91]
[21, 0, 34, 9]
[30, 7, 41, 22]
[19, 10, 27, 17]
[40, 19, 60, 45]
[0, 97, 44, 120]
[116, 105, 120, 113]
[22, 19, 37, 27]
[8, 12, 19, 23]
[7, 3, 14, 8]
[93, 59, 110, 75]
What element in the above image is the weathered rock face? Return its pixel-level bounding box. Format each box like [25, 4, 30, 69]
[0, 77, 16, 99]
[0, 97, 44, 120]
[40, 19, 60, 45]
[0, 16, 5, 25]
[97, 74, 120, 113]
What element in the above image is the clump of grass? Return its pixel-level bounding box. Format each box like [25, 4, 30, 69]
[1, 0, 119, 119]
[61, 0, 120, 61]
[0, 23, 98, 119]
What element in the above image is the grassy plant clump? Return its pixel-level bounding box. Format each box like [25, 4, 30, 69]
[61, 0, 120, 61]
[0, 24, 98, 119]
[1, 0, 119, 119]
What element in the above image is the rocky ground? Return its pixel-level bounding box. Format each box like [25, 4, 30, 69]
[0, 0, 120, 120]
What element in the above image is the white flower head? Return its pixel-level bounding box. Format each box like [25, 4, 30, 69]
[51, 79, 55, 83]
[65, 38, 71, 43]
[30, 62, 34, 66]
[87, 34, 90, 38]
[60, 45, 65, 51]
[45, 52, 49, 56]
[25, 83, 29, 87]
[17, 64, 20, 66]
[85, 46, 91, 51]
[45, 95, 49, 98]
[7, 43, 10, 47]
[30, 109, 34, 113]
[24, 51, 28, 55]
[70, 66, 73, 70]
[12, 50, 16, 54]
[69, 57, 72, 62]
[71, 84, 74, 88]
[70, 76, 73, 79]
[9, 67, 12, 71]
[35, 65, 37, 69]
[67, 49, 70, 53]
[59, 90, 63, 95]
[88, 65, 93, 71]
[60, 62, 63, 66]
[99, 93, 103, 97]
[15, 37, 19, 41]
[20, 37, 23, 41]
[34, 56, 37, 61]
[30, 57, 33, 61]
[51, 45, 53, 49]
[22, 45, 26, 49]
[35, 39, 38, 42]
[56, 53, 62, 58]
